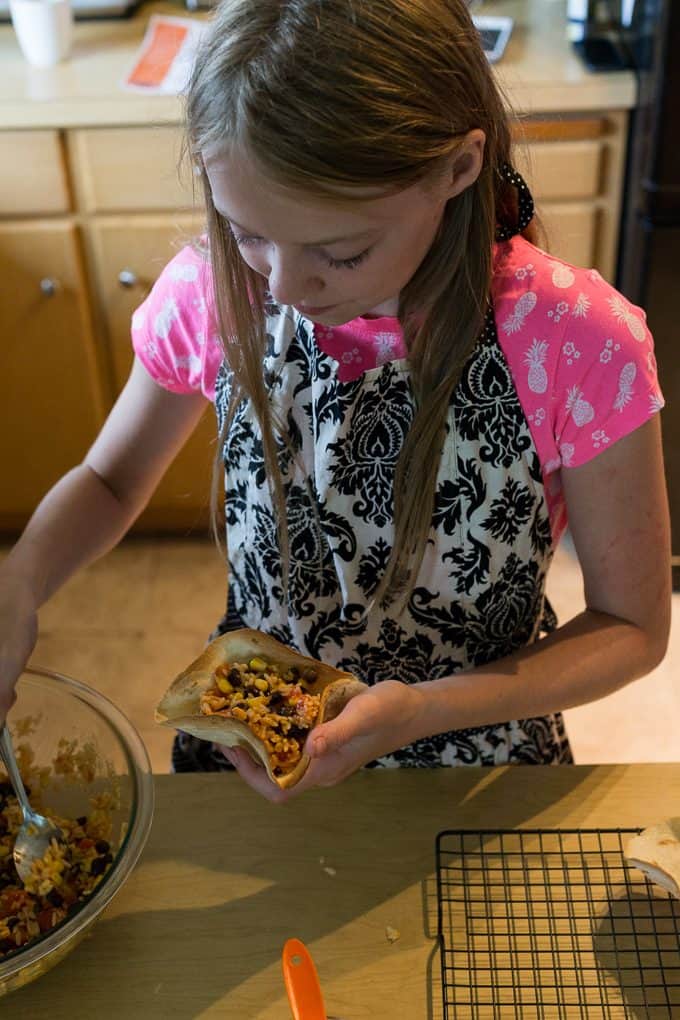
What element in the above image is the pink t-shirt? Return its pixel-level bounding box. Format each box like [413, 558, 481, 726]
[131, 235, 663, 540]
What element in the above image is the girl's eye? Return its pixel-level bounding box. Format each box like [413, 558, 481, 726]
[231, 229, 370, 270]
[325, 248, 370, 270]
[231, 232, 262, 247]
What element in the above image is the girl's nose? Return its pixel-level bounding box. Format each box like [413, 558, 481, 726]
[267, 249, 324, 307]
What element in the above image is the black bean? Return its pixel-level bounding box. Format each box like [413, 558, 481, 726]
[6, 916, 19, 930]
[228, 668, 242, 684]
[46, 889, 64, 907]
[0, 782, 13, 797]
[95, 840, 110, 855]
[90, 857, 109, 876]
[0, 938, 15, 953]
[76, 816, 87, 826]
[0, 816, 7, 836]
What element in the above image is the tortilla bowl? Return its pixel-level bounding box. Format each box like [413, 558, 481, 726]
[155, 629, 367, 788]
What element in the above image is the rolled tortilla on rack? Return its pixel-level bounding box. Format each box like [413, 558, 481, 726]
[625, 819, 680, 899]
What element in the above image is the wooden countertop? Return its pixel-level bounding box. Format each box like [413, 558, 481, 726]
[8, 764, 680, 1019]
[0, 0, 636, 130]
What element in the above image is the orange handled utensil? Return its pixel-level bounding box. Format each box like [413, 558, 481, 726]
[282, 938, 327, 1020]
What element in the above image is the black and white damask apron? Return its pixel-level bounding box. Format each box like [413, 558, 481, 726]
[172, 169, 573, 773]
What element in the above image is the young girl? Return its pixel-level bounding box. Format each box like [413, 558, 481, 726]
[0, 0, 671, 803]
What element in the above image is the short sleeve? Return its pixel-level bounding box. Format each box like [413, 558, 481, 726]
[130, 243, 224, 402]
[492, 238, 665, 543]
[551, 271, 664, 469]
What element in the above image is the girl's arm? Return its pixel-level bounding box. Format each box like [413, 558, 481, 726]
[412, 414, 671, 733]
[0, 357, 209, 717]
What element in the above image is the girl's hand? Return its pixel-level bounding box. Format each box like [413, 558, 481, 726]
[0, 572, 38, 724]
[218, 680, 424, 803]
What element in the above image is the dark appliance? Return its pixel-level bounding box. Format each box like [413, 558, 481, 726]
[614, 0, 680, 589]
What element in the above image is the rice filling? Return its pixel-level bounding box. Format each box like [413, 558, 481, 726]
[199, 657, 321, 776]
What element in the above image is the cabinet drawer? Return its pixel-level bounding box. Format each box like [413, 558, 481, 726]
[539, 203, 597, 269]
[0, 220, 104, 520]
[519, 140, 602, 201]
[72, 127, 197, 212]
[0, 131, 71, 216]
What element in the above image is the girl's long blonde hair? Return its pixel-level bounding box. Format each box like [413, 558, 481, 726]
[184, 0, 540, 610]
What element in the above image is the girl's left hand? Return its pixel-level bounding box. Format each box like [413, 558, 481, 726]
[218, 679, 424, 803]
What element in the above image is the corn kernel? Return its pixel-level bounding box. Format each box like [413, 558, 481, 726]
[248, 657, 268, 672]
[216, 676, 233, 694]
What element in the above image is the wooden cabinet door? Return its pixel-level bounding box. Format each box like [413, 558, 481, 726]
[513, 113, 628, 282]
[0, 221, 106, 528]
[88, 215, 216, 531]
[538, 202, 598, 269]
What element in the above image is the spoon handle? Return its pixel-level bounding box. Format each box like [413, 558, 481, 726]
[282, 939, 327, 1020]
[0, 725, 34, 821]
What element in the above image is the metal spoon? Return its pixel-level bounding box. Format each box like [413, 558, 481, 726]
[0, 724, 63, 884]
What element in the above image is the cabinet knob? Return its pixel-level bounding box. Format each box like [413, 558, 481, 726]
[39, 278, 60, 297]
[118, 269, 139, 288]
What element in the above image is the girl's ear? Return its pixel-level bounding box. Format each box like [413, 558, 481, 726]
[446, 129, 486, 199]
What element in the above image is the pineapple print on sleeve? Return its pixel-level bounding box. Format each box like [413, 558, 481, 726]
[524, 340, 549, 394]
[492, 236, 664, 494]
[502, 291, 538, 335]
[608, 294, 647, 342]
[550, 257, 664, 467]
[565, 386, 595, 428]
[613, 362, 636, 411]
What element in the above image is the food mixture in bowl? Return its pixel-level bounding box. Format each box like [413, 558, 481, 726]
[0, 730, 117, 958]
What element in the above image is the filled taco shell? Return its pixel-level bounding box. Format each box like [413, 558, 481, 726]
[155, 628, 367, 789]
[626, 819, 680, 899]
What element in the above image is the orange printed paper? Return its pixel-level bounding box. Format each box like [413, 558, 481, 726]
[126, 22, 189, 88]
[121, 16, 208, 95]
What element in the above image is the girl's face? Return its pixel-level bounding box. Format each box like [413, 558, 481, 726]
[204, 140, 483, 323]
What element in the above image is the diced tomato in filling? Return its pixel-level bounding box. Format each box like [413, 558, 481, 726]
[294, 693, 320, 728]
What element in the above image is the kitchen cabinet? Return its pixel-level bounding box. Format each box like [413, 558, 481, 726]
[514, 112, 628, 282]
[0, 219, 107, 531]
[0, 130, 71, 216]
[0, 126, 215, 534]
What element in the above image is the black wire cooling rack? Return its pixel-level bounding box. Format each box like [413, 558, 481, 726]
[436, 829, 680, 1019]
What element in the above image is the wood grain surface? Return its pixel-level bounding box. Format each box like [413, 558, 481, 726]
[9, 765, 680, 1019]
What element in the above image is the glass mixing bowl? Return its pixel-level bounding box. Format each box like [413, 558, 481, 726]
[0, 666, 154, 996]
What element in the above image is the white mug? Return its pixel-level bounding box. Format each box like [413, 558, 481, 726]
[10, 0, 73, 67]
